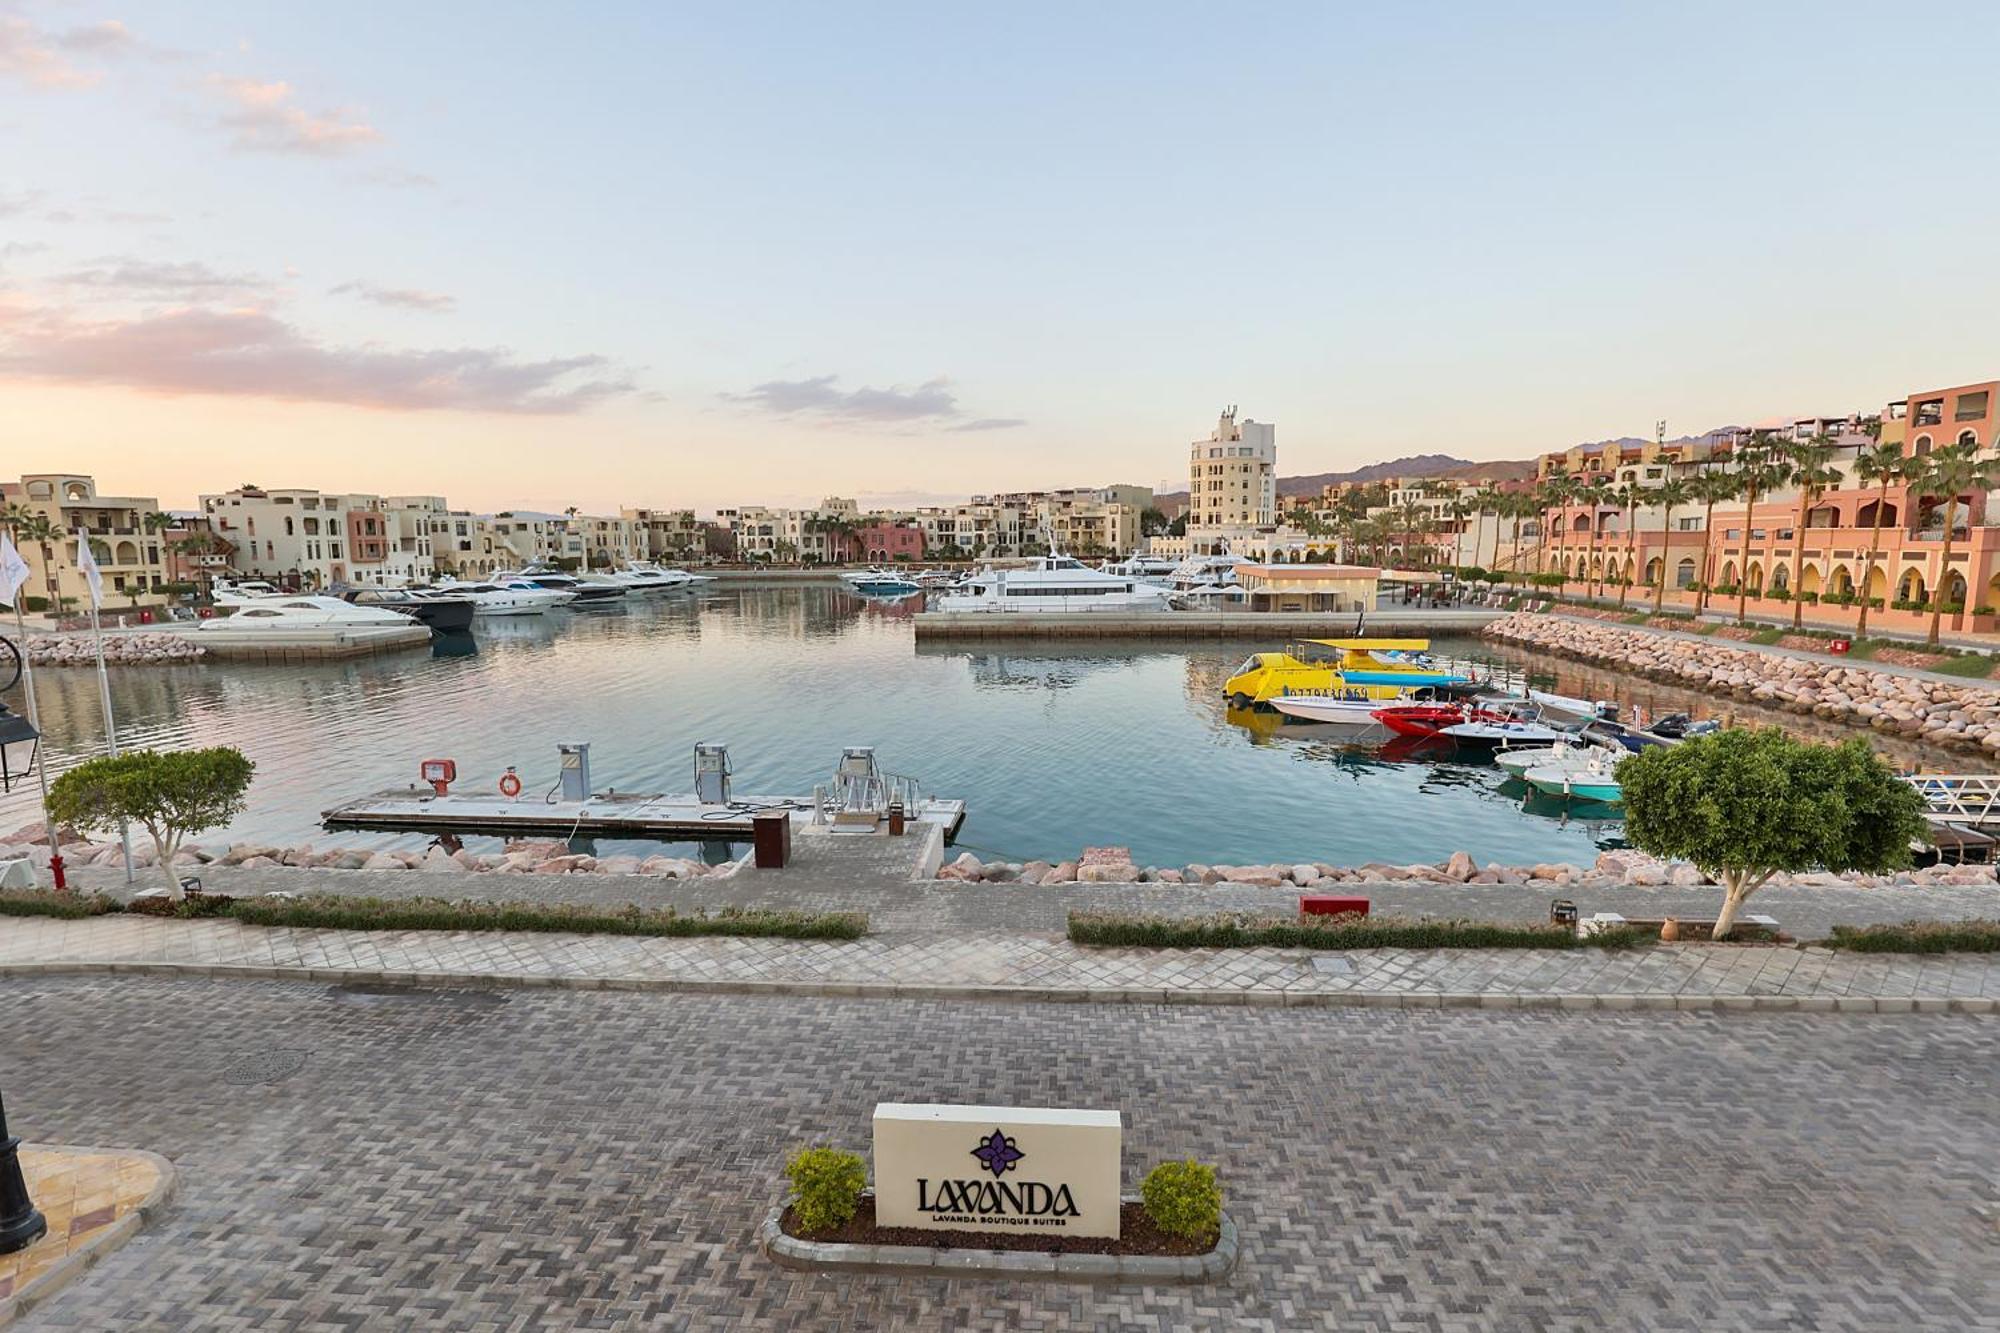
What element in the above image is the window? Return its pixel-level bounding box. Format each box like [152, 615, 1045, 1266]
[1914, 398, 1944, 427]
[1914, 435, 1934, 456]
[284, 517, 295, 535]
[1955, 391, 1988, 422]
[1959, 430, 1978, 449]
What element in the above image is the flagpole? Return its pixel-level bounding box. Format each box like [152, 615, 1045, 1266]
[77, 531, 134, 884]
[8, 599, 65, 892]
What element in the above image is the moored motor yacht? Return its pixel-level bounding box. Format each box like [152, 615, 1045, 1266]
[429, 580, 562, 616]
[611, 561, 701, 594]
[932, 555, 1172, 613]
[185, 594, 432, 649]
[496, 565, 627, 603]
[840, 567, 923, 597]
[341, 586, 476, 633]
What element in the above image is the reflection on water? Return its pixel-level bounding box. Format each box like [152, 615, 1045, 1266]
[0, 587, 1937, 867]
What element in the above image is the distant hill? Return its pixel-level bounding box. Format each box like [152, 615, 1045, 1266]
[1154, 453, 1537, 509]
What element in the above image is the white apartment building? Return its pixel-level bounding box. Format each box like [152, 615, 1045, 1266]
[203, 486, 396, 587]
[724, 498, 859, 561]
[622, 508, 705, 560]
[431, 510, 504, 577]
[1186, 408, 1277, 555]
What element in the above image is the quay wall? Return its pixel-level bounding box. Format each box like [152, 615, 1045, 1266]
[914, 609, 1503, 640]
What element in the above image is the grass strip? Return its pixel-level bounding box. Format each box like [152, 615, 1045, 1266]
[1067, 910, 1648, 950]
[0, 889, 868, 940]
[1929, 654, 2000, 679]
[1825, 919, 2000, 953]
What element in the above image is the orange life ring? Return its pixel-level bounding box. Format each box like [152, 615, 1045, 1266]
[498, 771, 522, 798]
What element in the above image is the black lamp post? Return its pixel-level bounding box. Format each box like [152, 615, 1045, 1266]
[0, 1092, 45, 1254]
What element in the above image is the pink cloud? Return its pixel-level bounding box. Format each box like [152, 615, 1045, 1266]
[208, 75, 382, 155]
[0, 16, 100, 88]
[0, 302, 634, 414]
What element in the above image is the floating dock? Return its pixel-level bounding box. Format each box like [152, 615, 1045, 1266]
[912, 608, 1503, 640]
[323, 788, 968, 842]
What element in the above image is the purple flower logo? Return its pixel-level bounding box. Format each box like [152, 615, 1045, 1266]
[970, 1129, 1025, 1178]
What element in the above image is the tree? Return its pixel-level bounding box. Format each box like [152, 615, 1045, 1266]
[1535, 476, 1569, 579]
[1783, 434, 1843, 629]
[1851, 439, 1905, 637]
[1619, 728, 1927, 939]
[46, 748, 256, 898]
[1166, 514, 1187, 537]
[1731, 432, 1793, 625]
[1614, 481, 1643, 608]
[1650, 477, 1691, 615]
[1907, 440, 2000, 645]
[1444, 493, 1471, 571]
[1578, 474, 1614, 598]
[1686, 469, 1739, 612]
[1140, 507, 1169, 537]
[5, 509, 66, 608]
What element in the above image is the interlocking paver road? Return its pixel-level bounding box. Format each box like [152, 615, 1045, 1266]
[5, 975, 1998, 1331]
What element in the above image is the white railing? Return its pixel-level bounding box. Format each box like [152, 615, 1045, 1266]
[1904, 774, 2000, 824]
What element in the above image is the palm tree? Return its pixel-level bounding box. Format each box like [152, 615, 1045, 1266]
[1650, 477, 1692, 615]
[1783, 434, 1843, 629]
[1502, 491, 1531, 581]
[1908, 440, 2000, 646]
[1444, 494, 1472, 572]
[1614, 481, 1644, 608]
[1686, 470, 1738, 613]
[1538, 475, 1571, 583]
[1851, 439, 1906, 637]
[1394, 502, 1431, 567]
[1578, 474, 1615, 599]
[9, 510, 66, 608]
[1732, 432, 1793, 626]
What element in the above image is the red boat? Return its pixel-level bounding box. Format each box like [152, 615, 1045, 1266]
[1371, 703, 1506, 738]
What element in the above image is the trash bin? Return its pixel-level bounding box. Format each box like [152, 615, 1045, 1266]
[1830, 639, 1850, 655]
[752, 811, 791, 869]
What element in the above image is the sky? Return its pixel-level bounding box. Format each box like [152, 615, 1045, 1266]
[5, 2, 2000, 514]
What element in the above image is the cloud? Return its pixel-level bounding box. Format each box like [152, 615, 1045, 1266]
[58, 258, 271, 300]
[726, 373, 1023, 430]
[0, 303, 636, 414]
[207, 75, 382, 155]
[331, 280, 456, 313]
[0, 190, 43, 218]
[56, 20, 137, 55]
[0, 16, 97, 88]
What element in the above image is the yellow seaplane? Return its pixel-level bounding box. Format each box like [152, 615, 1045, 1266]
[1222, 638, 1472, 711]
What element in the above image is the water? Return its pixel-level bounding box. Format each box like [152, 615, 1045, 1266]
[0, 586, 1915, 868]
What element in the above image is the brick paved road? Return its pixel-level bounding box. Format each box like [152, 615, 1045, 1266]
[5, 976, 1997, 1331]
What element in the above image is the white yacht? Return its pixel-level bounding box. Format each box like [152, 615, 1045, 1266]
[430, 580, 564, 616]
[187, 595, 430, 648]
[932, 555, 1173, 613]
[493, 565, 627, 604]
[211, 577, 287, 605]
[610, 561, 703, 594]
[1165, 554, 1246, 609]
[1103, 553, 1180, 586]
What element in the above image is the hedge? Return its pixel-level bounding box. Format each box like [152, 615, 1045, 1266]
[1067, 911, 1648, 950]
[0, 889, 868, 939]
[1825, 919, 2000, 953]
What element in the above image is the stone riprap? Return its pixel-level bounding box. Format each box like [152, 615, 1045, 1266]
[933, 847, 1999, 892]
[0, 826, 733, 880]
[1485, 611, 2000, 753]
[21, 632, 203, 666]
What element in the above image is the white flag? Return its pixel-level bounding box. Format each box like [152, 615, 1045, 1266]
[0, 534, 28, 607]
[76, 531, 103, 610]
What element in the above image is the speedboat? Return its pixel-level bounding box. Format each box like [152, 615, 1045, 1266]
[342, 586, 475, 633]
[840, 568, 923, 597]
[1525, 754, 1625, 804]
[497, 565, 627, 604]
[1224, 638, 1471, 710]
[1494, 737, 1618, 778]
[186, 594, 429, 649]
[611, 561, 700, 594]
[1440, 701, 1577, 749]
[1270, 694, 1402, 738]
[429, 580, 561, 616]
[933, 555, 1172, 613]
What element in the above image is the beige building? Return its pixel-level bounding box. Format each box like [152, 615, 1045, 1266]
[622, 507, 704, 560]
[1231, 562, 1380, 612]
[1187, 408, 1276, 551]
[1, 473, 170, 606]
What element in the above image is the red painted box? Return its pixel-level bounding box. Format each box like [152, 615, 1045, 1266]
[1299, 895, 1370, 918]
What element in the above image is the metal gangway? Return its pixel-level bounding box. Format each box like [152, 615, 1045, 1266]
[1903, 773, 2000, 825]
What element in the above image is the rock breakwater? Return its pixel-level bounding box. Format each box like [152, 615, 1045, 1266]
[1484, 612, 2000, 754]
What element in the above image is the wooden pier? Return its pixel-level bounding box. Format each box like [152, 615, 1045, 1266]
[323, 787, 968, 842]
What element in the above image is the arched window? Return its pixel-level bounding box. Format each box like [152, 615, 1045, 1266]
[63, 482, 89, 501]
[26, 481, 52, 499]
[1914, 435, 1934, 457]
[1675, 558, 1696, 588]
[1959, 430, 1979, 449]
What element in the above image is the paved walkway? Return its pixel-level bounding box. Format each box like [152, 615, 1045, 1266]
[5, 975, 1996, 1330]
[5, 915, 1998, 1009]
[65, 862, 2000, 941]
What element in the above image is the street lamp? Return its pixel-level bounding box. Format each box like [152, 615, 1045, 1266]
[0, 1092, 45, 1254]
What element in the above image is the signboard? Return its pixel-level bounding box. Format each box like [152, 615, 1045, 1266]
[872, 1103, 1123, 1239]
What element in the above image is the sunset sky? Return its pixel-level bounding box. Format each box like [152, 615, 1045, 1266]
[5, 2, 1999, 513]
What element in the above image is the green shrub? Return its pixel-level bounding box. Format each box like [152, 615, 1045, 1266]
[23, 596, 50, 612]
[1826, 919, 2000, 953]
[1931, 654, 1998, 679]
[223, 895, 867, 939]
[0, 889, 122, 919]
[1767, 587, 1791, 601]
[1749, 628, 1785, 645]
[1141, 1160, 1222, 1241]
[1066, 911, 1646, 950]
[784, 1147, 867, 1234]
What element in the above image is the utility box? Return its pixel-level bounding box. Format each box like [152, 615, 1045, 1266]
[694, 743, 731, 805]
[752, 811, 791, 868]
[557, 743, 591, 802]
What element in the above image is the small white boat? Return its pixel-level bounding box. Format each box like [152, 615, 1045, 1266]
[840, 568, 923, 597]
[1270, 692, 1413, 737]
[1527, 689, 1607, 720]
[1525, 756, 1625, 803]
[1495, 738, 1617, 778]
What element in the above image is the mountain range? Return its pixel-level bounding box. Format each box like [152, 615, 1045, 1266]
[1154, 453, 1539, 509]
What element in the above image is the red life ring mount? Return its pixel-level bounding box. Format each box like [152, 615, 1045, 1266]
[498, 768, 522, 799]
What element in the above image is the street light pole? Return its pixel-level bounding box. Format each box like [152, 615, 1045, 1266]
[0, 1092, 46, 1254]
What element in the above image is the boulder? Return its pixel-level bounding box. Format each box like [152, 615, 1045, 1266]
[1443, 851, 1476, 882]
[1154, 868, 1184, 883]
[421, 848, 466, 873]
[1289, 864, 1320, 885]
[331, 851, 371, 870]
[594, 855, 642, 876]
[1043, 861, 1078, 884]
[1220, 865, 1284, 886]
[1078, 862, 1139, 883]
[361, 852, 406, 871]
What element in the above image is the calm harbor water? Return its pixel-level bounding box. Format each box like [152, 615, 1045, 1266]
[0, 586, 1919, 868]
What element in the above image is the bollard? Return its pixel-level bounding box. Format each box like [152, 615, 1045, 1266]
[0, 1092, 46, 1255]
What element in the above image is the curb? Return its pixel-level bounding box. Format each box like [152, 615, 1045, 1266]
[0, 1145, 176, 1328]
[1, 960, 1995, 1012]
[760, 1194, 1237, 1283]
